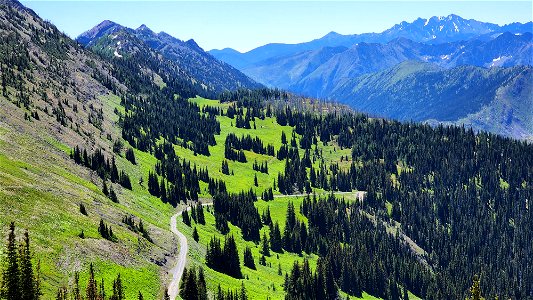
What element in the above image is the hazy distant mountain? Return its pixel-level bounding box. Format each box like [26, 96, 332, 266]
[331, 61, 533, 140]
[78, 21, 261, 93]
[210, 14, 532, 70]
[241, 32, 531, 99]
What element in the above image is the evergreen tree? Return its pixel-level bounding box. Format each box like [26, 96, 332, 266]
[192, 227, 199, 242]
[110, 274, 124, 300]
[79, 203, 88, 216]
[182, 209, 191, 226]
[86, 264, 98, 300]
[261, 232, 270, 257]
[196, 203, 205, 225]
[20, 230, 39, 300]
[243, 246, 256, 270]
[197, 267, 208, 300]
[468, 275, 484, 300]
[2, 222, 20, 299]
[125, 148, 136, 165]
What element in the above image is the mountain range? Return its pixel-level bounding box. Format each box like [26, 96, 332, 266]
[78, 20, 261, 94]
[210, 14, 533, 140]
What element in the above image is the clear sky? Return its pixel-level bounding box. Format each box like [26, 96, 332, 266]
[20, 1, 532, 52]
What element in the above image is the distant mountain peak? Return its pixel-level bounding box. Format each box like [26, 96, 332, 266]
[77, 19, 124, 46]
[136, 24, 153, 32]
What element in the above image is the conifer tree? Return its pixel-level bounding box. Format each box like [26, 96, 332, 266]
[469, 275, 484, 300]
[2, 222, 20, 299]
[20, 230, 38, 300]
[86, 263, 98, 300]
[192, 227, 199, 242]
[261, 232, 270, 256]
[182, 209, 191, 226]
[243, 246, 256, 270]
[196, 203, 205, 225]
[197, 267, 208, 300]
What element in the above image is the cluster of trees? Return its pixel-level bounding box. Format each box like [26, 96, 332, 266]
[70, 147, 132, 190]
[190, 202, 206, 225]
[282, 202, 310, 254]
[252, 160, 269, 174]
[221, 160, 231, 175]
[0, 222, 41, 299]
[205, 235, 242, 278]
[277, 148, 311, 194]
[284, 259, 337, 300]
[213, 190, 262, 241]
[261, 188, 274, 201]
[224, 146, 247, 163]
[214, 284, 249, 300]
[225, 133, 275, 157]
[147, 143, 209, 205]
[55, 264, 134, 300]
[179, 266, 208, 300]
[121, 215, 152, 243]
[98, 219, 117, 242]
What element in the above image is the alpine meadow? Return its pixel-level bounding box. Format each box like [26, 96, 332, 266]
[0, 1, 531, 300]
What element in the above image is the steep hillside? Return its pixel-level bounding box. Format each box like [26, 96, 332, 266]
[78, 21, 261, 94]
[0, 0, 181, 298]
[331, 61, 533, 140]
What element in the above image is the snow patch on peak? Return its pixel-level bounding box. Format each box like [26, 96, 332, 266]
[114, 49, 122, 58]
[424, 18, 430, 26]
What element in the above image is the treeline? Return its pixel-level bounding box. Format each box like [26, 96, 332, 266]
[70, 146, 132, 190]
[212, 190, 262, 241]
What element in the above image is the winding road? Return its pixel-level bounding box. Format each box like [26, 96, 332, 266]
[166, 191, 365, 299]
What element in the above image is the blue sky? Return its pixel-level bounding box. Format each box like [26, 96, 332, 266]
[21, 1, 532, 52]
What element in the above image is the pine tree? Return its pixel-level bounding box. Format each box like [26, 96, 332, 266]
[239, 282, 248, 300]
[20, 230, 38, 300]
[469, 275, 484, 300]
[197, 267, 208, 300]
[110, 274, 124, 300]
[102, 180, 109, 196]
[2, 222, 20, 299]
[79, 203, 88, 216]
[182, 210, 191, 226]
[192, 227, 199, 242]
[254, 173, 258, 187]
[73, 273, 82, 300]
[261, 232, 270, 256]
[196, 203, 205, 225]
[138, 292, 144, 300]
[243, 246, 256, 270]
[86, 264, 98, 300]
